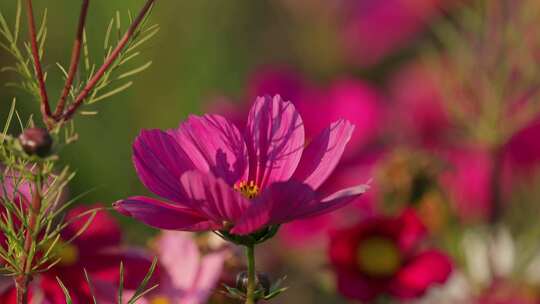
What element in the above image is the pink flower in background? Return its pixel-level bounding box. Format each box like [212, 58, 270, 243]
[390, 63, 540, 221]
[0, 205, 154, 304]
[329, 209, 453, 302]
[439, 148, 493, 221]
[504, 116, 540, 174]
[297, 78, 384, 157]
[140, 232, 225, 304]
[115, 95, 368, 236]
[0, 166, 67, 213]
[388, 63, 450, 148]
[341, 0, 445, 65]
[247, 67, 306, 106]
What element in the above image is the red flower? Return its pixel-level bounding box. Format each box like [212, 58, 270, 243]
[0, 205, 155, 304]
[329, 209, 452, 302]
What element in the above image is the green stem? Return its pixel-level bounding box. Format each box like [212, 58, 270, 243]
[245, 244, 256, 304]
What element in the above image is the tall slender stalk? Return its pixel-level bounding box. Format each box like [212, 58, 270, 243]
[245, 244, 256, 304]
[54, 0, 90, 119]
[25, 0, 52, 128]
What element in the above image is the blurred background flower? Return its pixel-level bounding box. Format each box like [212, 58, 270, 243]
[3, 0, 540, 303]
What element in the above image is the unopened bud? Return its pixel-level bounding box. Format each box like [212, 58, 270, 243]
[18, 127, 52, 157]
[236, 271, 271, 296]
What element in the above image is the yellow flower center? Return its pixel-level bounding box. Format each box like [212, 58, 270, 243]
[357, 236, 401, 277]
[234, 180, 260, 199]
[150, 296, 170, 304]
[43, 239, 79, 267]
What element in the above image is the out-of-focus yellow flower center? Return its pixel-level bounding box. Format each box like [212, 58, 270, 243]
[43, 239, 79, 267]
[357, 236, 401, 277]
[150, 296, 170, 304]
[234, 180, 260, 199]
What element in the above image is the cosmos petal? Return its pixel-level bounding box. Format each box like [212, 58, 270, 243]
[293, 119, 355, 189]
[180, 171, 250, 223]
[169, 114, 248, 185]
[181, 251, 225, 304]
[389, 250, 453, 299]
[231, 181, 315, 235]
[133, 129, 195, 203]
[232, 181, 369, 235]
[114, 196, 219, 231]
[293, 183, 370, 220]
[158, 231, 201, 289]
[244, 95, 305, 188]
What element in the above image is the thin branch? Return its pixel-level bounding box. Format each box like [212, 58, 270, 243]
[61, 0, 156, 121]
[53, 0, 90, 119]
[25, 0, 52, 127]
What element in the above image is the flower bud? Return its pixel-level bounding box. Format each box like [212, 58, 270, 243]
[235, 271, 271, 296]
[18, 127, 53, 157]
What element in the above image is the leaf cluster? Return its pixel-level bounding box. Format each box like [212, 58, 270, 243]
[223, 275, 289, 302]
[0, 1, 46, 101]
[427, 0, 540, 147]
[0, 100, 95, 280]
[58, 8, 159, 116]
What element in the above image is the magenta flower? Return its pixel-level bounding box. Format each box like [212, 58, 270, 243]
[329, 209, 453, 302]
[114, 95, 368, 236]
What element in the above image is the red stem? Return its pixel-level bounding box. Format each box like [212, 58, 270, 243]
[25, 0, 52, 128]
[61, 0, 156, 121]
[15, 176, 42, 304]
[53, 0, 90, 120]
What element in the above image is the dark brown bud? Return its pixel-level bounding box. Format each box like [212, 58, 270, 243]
[18, 127, 53, 157]
[235, 271, 271, 296]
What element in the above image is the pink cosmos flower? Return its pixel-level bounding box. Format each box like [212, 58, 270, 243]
[329, 209, 453, 302]
[388, 63, 450, 148]
[114, 95, 368, 236]
[207, 68, 384, 247]
[439, 147, 494, 221]
[138, 232, 225, 304]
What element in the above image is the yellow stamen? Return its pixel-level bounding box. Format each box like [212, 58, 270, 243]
[234, 180, 260, 199]
[150, 296, 170, 304]
[357, 236, 401, 277]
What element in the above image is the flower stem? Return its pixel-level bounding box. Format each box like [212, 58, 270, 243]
[15, 168, 43, 304]
[25, 0, 52, 129]
[54, 0, 90, 119]
[245, 244, 256, 304]
[15, 276, 28, 304]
